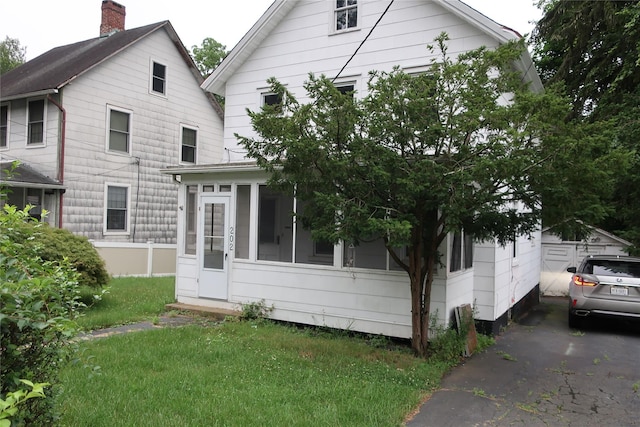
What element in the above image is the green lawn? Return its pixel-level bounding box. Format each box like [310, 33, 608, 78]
[57, 276, 461, 426]
[76, 276, 175, 330]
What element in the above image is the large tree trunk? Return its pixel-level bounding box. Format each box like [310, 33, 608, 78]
[407, 214, 442, 357]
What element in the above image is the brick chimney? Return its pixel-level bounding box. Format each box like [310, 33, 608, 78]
[100, 1, 126, 36]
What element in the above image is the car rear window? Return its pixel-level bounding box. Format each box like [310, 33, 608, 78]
[584, 260, 640, 278]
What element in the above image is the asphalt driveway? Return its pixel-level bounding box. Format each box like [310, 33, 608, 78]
[407, 297, 640, 426]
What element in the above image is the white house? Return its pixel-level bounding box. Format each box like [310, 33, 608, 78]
[0, 1, 224, 276]
[162, 0, 543, 337]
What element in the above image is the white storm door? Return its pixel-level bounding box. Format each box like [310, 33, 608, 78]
[198, 196, 229, 299]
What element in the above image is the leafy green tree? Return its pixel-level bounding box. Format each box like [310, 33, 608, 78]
[532, 0, 640, 251]
[0, 36, 26, 74]
[238, 34, 616, 356]
[532, 0, 639, 120]
[191, 37, 228, 77]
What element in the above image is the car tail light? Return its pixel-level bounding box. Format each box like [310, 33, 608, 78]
[572, 275, 598, 286]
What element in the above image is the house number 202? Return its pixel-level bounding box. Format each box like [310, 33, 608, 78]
[229, 226, 234, 251]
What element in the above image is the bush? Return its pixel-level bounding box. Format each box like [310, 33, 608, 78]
[13, 220, 109, 289]
[0, 204, 83, 425]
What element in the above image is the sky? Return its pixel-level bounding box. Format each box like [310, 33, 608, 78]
[0, 0, 542, 62]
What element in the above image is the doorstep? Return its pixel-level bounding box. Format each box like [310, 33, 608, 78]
[165, 303, 241, 321]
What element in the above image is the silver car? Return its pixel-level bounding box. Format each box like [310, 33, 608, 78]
[567, 255, 640, 328]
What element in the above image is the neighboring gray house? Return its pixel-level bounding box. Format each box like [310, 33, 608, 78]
[162, 0, 543, 337]
[0, 1, 224, 275]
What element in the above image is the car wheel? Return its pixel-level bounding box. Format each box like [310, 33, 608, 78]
[568, 311, 584, 329]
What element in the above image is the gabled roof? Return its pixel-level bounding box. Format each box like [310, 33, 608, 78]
[0, 21, 224, 118]
[202, 0, 542, 96]
[0, 161, 64, 189]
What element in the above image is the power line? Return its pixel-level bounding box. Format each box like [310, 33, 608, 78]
[332, 0, 396, 83]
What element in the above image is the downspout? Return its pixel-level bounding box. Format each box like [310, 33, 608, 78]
[47, 93, 66, 228]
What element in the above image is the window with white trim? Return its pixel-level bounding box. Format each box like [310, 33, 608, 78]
[335, 0, 358, 31]
[105, 184, 130, 233]
[151, 61, 167, 95]
[107, 106, 131, 153]
[0, 104, 8, 148]
[181, 125, 197, 163]
[27, 99, 45, 145]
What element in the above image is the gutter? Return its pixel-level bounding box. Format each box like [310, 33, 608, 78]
[47, 93, 66, 228]
[0, 89, 58, 103]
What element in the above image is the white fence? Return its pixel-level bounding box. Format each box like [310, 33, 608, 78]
[91, 241, 176, 277]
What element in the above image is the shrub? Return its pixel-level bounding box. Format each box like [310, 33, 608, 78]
[0, 204, 82, 425]
[13, 220, 109, 289]
[240, 299, 273, 321]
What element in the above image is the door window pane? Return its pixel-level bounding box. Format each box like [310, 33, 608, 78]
[203, 202, 225, 269]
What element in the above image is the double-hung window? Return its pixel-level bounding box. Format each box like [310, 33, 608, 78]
[105, 184, 129, 233]
[107, 106, 131, 154]
[181, 125, 197, 163]
[27, 99, 45, 145]
[335, 0, 358, 31]
[151, 61, 167, 95]
[0, 105, 8, 148]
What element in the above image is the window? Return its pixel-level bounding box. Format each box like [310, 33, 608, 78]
[258, 185, 293, 262]
[105, 185, 129, 232]
[27, 99, 44, 145]
[108, 107, 131, 153]
[151, 61, 167, 95]
[450, 231, 474, 272]
[335, 0, 358, 31]
[0, 105, 7, 148]
[262, 92, 282, 113]
[335, 83, 355, 96]
[181, 126, 197, 163]
[184, 185, 197, 255]
[235, 185, 251, 259]
[450, 232, 462, 272]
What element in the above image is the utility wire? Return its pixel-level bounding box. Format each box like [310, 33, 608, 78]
[332, 0, 396, 83]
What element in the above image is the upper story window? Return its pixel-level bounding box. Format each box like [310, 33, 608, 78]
[335, 82, 355, 97]
[181, 125, 197, 163]
[107, 106, 131, 154]
[151, 61, 167, 95]
[262, 92, 283, 113]
[27, 99, 45, 145]
[335, 0, 358, 31]
[0, 104, 8, 148]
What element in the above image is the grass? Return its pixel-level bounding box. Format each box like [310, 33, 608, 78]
[57, 276, 484, 426]
[76, 276, 175, 330]
[59, 321, 450, 426]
